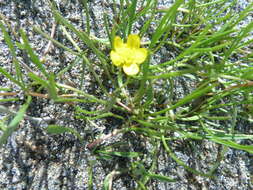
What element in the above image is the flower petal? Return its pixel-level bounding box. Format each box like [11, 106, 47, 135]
[127, 34, 140, 49]
[110, 51, 123, 66]
[114, 36, 124, 49]
[133, 48, 148, 65]
[123, 63, 140, 76]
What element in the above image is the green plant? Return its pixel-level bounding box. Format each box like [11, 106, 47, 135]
[0, 0, 252, 189]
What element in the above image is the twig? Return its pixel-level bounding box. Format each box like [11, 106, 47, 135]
[224, 81, 253, 91]
[208, 81, 253, 96]
[87, 129, 123, 150]
[107, 170, 121, 190]
[116, 100, 133, 113]
[0, 91, 83, 99]
[0, 92, 18, 96]
[0, 105, 54, 123]
[43, 22, 57, 55]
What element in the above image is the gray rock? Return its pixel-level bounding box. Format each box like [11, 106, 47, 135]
[0, 0, 252, 190]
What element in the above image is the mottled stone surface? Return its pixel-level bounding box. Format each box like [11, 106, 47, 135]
[0, 0, 252, 189]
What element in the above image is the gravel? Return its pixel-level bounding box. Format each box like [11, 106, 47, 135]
[0, 0, 252, 189]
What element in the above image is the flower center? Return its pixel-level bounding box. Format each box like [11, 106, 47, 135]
[117, 47, 135, 66]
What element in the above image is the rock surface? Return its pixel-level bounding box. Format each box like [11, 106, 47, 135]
[0, 0, 252, 189]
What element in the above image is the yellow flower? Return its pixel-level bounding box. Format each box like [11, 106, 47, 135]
[110, 34, 148, 76]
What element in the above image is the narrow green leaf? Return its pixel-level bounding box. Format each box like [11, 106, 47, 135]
[87, 112, 124, 120]
[48, 73, 58, 100]
[196, 0, 227, 8]
[208, 133, 253, 141]
[0, 67, 22, 87]
[150, 0, 184, 49]
[143, 83, 154, 109]
[241, 68, 253, 80]
[146, 173, 176, 182]
[0, 21, 24, 87]
[28, 72, 48, 87]
[148, 69, 195, 80]
[225, 21, 253, 60]
[33, 27, 79, 56]
[151, 82, 217, 116]
[0, 21, 16, 56]
[97, 150, 140, 158]
[192, 42, 231, 53]
[88, 160, 94, 190]
[80, 0, 90, 35]
[46, 125, 82, 141]
[20, 29, 48, 78]
[210, 138, 253, 154]
[0, 96, 31, 147]
[162, 136, 213, 178]
[0, 98, 19, 103]
[49, 5, 113, 83]
[56, 83, 107, 105]
[126, 0, 137, 35]
[51, 8, 106, 61]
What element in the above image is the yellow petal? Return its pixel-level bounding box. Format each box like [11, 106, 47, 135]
[127, 34, 140, 49]
[114, 36, 124, 49]
[133, 48, 148, 64]
[110, 51, 123, 66]
[123, 63, 140, 76]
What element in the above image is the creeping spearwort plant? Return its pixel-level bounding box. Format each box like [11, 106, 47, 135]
[0, 0, 252, 189]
